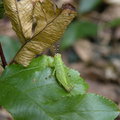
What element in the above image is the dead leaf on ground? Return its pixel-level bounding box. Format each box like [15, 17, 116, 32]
[0, 107, 13, 120]
[73, 39, 94, 63]
[104, 0, 120, 5]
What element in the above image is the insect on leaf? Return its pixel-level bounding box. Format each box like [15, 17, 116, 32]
[54, 54, 73, 92]
[0, 55, 119, 120]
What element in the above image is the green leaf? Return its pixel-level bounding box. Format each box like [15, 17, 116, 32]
[0, 0, 4, 19]
[79, 0, 101, 14]
[107, 18, 120, 27]
[0, 36, 21, 63]
[60, 20, 98, 50]
[0, 55, 119, 120]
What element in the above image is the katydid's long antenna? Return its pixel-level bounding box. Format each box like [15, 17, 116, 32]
[0, 43, 7, 68]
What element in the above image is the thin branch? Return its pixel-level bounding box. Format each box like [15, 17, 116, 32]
[0, 43, 7, 68]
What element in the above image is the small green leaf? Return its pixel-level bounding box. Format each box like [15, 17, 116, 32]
[79, 0, 101, 13]
[0, 55, 119, 120]
[0, 36, 21, 63]
[107, 18, 120, 27]
[0, 0, 4, 19]
[60, 20, 98, 50]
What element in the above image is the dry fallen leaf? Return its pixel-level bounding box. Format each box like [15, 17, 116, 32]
[4, 0, 77, 66]
[104, 0, 120, 5]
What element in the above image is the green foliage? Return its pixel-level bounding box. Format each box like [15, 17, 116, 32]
[0, 0, 4, 19]
[0, 55, 119, 120]
[107, 18, 120, 27]
[0, 36, 21, 63]
[60, 20, 98, 50]
[79, 0, 102, 13]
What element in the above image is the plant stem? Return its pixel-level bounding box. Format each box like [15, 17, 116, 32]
[0, 43, 7, 68]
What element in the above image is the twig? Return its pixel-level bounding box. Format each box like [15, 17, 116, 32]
[0, 43, 7, 68]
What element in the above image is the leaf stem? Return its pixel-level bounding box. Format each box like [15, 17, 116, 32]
[0, 43, 7, 68]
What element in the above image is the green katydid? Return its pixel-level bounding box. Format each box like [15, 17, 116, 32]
[54, 54, 73, 92]
[44, 53, 73, 92]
